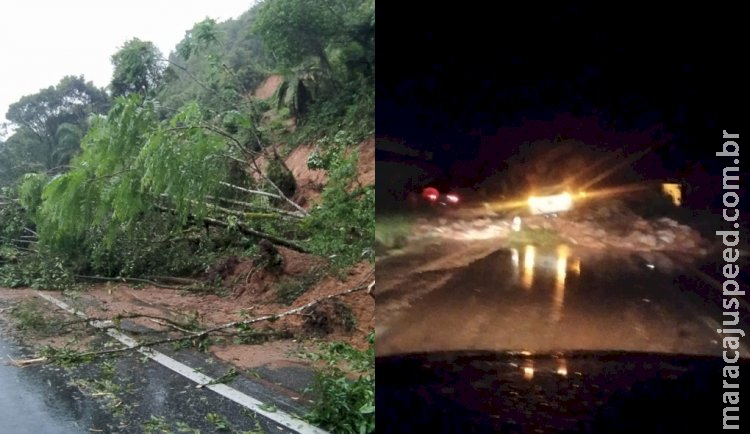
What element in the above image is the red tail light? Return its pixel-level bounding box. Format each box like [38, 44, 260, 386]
[422, 187, 440, 202]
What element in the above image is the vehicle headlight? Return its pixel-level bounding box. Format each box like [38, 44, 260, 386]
[528, 192, 573, 215]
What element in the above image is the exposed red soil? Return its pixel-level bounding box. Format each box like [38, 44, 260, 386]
[0, 250, 372, 370]
[0, 287, 34, 304]
[0, 288, 96, 354]
[254, 136, 374, 210]
[54, 247, 372, 340]
[284, 144, 328, 209]
[254, 74, 284, 100]
[356, 137, 375, 187]
[2, 247, 373, 374]
[210, 340, 307, 370]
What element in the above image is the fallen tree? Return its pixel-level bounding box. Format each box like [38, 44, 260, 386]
[73, 274, 205, 291]
[154, 204, 309, 253]
[8, 275, 373, 366]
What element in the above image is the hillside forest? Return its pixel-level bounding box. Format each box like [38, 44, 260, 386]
[0, 1, 374, 432]
[0, 0, 374, 290]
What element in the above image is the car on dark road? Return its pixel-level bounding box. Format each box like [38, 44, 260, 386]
[421, 186, 461, 207]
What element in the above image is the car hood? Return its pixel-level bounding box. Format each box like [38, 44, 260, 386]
[377, 349, 747, 433]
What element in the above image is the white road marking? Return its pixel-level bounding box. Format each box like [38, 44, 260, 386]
[34, 291, 329, 434]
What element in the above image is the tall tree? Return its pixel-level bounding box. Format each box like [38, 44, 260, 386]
[2, 75, 109, 182]
[5, 75, 108, 140]
[110, 38, 165, 97]
[253, 0, 373, 74]
[253, 0, 340, 74]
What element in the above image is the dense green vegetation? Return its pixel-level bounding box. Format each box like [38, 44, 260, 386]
[302, 334, 375, 434]
[0, 0, 374, 287]
[0, 2, 374, 431]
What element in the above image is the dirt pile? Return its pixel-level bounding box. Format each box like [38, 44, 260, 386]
[252, 136, 374, 212]
[284, 144, 328, 209]
[409, 213, 709, 254]
[356, 137, 375, 186]
[49, 245, 373, 353]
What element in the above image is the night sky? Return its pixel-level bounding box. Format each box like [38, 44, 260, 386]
[376, 3, 743, 207]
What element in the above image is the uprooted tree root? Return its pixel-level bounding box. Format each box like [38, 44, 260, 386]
[303, 299, 357, 335]
[7, 276, 374, 367]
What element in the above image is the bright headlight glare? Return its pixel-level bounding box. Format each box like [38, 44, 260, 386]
[528, 192, 573, 214]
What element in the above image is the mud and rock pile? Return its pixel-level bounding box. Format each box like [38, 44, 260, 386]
[410, 210, 708, 254]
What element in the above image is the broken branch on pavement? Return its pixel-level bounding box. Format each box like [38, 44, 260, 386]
[10, 278, 374, 366]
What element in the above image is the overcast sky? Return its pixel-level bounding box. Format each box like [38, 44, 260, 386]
[1, 0, 256, 128]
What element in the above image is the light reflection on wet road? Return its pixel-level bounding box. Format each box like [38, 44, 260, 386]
[376, 243, 747, 358]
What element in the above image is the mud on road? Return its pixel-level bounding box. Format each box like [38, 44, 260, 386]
[1, 288, 332, 433]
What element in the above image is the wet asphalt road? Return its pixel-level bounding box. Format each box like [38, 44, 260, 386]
[0, 314, 315, 434]
[1, 333, 89, 433]
[376, 240, 749, 358]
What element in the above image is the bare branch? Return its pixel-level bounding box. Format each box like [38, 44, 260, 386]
[73, 275, 206, 291]
[206, 195, 304, 219]
[261, 174, 309, 217]
[143, 275, 202, 286]
[3, 245, 38, 253]
[219, 181, 283, 200]
[153, 204, 310, 253]
[203, 215, 310, 253]
[158, 193, 277, 220]
[0, 236, 35, 244]
[159, 122, 307, 217]
[160, 57, 216, 99]
[202, 279, 374, 335]
[60, 312, 197, 334]
[33, 279, 375, 363]
[86, 168, 134, 183]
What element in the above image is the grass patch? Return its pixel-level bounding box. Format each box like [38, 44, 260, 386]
[170, 335, 214, 353]
[38, 344, 94, 366]
[302, 339, 374, 373]
[9, 298, 62, 336]
[337, 302, 357, 333]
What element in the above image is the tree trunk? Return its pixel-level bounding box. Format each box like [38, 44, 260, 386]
[202, 216, 309, 254]
[153, 204, 309, 254]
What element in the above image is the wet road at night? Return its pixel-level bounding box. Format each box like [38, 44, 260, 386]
[376, 239, 749, 358]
